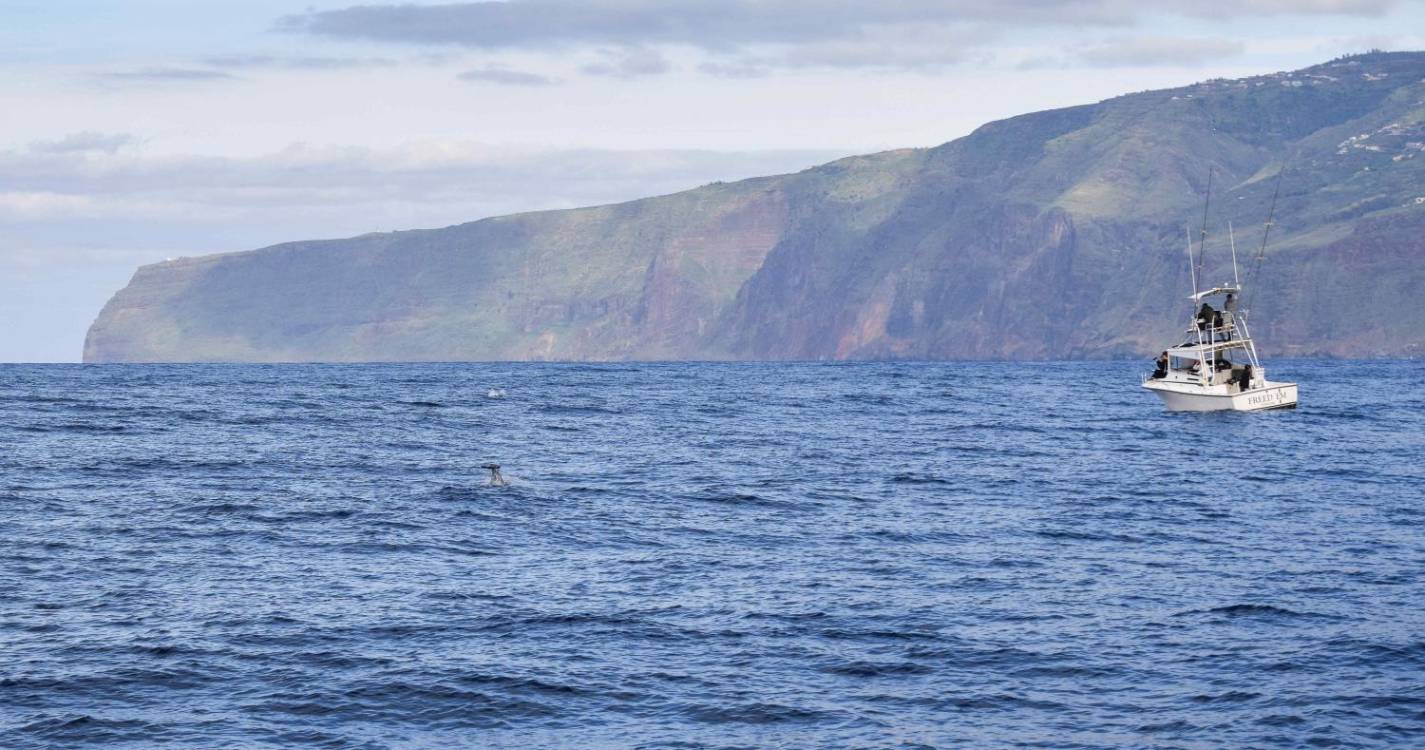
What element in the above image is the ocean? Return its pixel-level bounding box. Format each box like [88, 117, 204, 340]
[2, 360, 1422, 749]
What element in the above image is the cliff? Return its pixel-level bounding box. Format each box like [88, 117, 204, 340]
[86, 52, 1425, 362]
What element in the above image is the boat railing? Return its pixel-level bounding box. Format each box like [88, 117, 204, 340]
[1184, 322, 1238, 341]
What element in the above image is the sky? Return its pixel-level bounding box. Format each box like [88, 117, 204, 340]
[4, 0, 1425, 362]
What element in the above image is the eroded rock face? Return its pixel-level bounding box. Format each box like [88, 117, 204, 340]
[87, 52, 1425, 362]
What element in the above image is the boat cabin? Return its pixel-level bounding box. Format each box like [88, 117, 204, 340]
[1159, 345, 1258, 391]
[1149, 283, 1262, 393]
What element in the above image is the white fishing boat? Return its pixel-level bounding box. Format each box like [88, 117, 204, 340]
[1141, 286, 1298, 411]
[1142, 185, 1298, 412]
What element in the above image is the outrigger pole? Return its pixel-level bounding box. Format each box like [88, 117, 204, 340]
[1228, 221, 1240, 286]
[1196, 168, 1213, 284]
[1189, 170, 1216, 382]
[1186, 225, 1199, 301]
[1244, 165, 1285, 313]
[1185, 224, 1208, 384]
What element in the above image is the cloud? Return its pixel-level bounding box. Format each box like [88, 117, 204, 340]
[98, 67, 237, 83]
[691, 21, 982, 76]
[457, 66, 558, 86]
[1075, 36, 1248, 67]
[1187, 0, 1392, 15]
[201, 54, 399, 70]
[274, 1, 1394, 75]
[276, 1, 986, 50]
[581, 47, 672, 78]
[698, 61, 772, 79]
[0, 140, 843, 227]
[772, 23, 982, 71]
[277, 0, 1398, 51]
[0, 191, 95, 218]
[29, 132, 138, 155]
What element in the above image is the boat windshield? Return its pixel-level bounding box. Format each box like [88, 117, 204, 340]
[1169, 353, 1240, 372]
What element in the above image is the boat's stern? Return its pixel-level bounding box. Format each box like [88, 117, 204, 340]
[1232, 381, 1297, 411]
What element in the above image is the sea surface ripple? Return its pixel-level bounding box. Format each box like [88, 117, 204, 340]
[1, 361, 1423, 749]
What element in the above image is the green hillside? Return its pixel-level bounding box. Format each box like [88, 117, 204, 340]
[86, 52, 1425, 362]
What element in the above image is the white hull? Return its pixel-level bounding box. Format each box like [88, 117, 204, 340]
[1143, 380, 1297, 412]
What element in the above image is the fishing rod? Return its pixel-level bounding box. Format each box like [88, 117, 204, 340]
[1186, 225, 1199, 302]
[1243, 164, 1285, 314]
[1196, 168, 1213, 285]
[1228, 221, 1239, 287]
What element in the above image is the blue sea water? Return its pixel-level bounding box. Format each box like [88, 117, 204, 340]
[1, 360, 1423, 749]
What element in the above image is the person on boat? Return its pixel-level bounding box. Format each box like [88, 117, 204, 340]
[1152, 351, 1168, 379]
[1221, 293, 1237, 340]
[1214, 360, 1236, 387]
[1196, 302, 1214, 333]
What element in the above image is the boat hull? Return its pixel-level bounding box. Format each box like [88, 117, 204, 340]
[1143, 380, 1297, 412]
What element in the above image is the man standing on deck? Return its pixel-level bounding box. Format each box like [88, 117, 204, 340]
[1196, 303, 1214, 333]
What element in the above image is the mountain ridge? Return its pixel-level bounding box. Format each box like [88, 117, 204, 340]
[85, 51, 1425, 362]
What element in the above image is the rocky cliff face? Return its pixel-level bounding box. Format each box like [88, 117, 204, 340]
[86, 52, 1425, 362]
